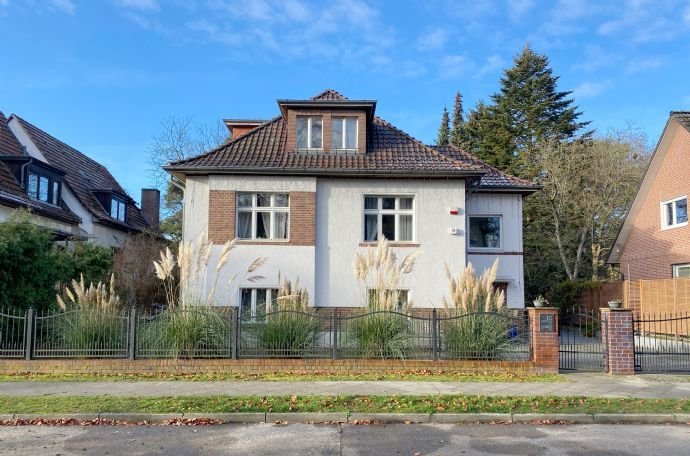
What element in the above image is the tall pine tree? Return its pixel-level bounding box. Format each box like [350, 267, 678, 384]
[450, 91, 464, 147]
[436, 107, 450, 145]
[463, 44, 589, 177]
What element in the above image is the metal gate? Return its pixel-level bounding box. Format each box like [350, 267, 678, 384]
[634, 313, 690, 372]
[558, 309, 607, 371]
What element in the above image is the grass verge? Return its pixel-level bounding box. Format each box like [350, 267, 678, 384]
[0, 394, 687, 415]
[0, 372, 566, 383]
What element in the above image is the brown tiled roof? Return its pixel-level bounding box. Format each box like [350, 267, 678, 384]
[11, 115, 150, 232]
[311, 89, 348, 101]
[432, 145, 540, 191]
[0, 112, 24, 156]
[672, 111, 690, 131]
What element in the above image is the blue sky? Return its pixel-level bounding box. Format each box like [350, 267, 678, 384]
[1, 0, 689, 201]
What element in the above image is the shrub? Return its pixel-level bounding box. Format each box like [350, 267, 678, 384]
[442, 260, 515, 359]
[113, 233, 166, 308]
[254, 278, 318, 357]
[551, 279, 600, 311]
[56, 242, 113, 288]
[53, 274, 125, 356]
[350, 238, 420, 359]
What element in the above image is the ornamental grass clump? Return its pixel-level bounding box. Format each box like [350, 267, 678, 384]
[350, 238, 421, 359]
[143, 234, 265, 358]
[255, 277, 318, 357]
[442, 259, 515, 359]
[54, 274, 126, 356]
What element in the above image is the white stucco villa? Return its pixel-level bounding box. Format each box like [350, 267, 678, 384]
[164, 90, 538, 313]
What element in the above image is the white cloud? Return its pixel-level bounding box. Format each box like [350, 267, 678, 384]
[573, 45, 618, 72]
[597, 0, 688, 43]
[507, 0, 535, 20]
[114, 0, 160, 12]
[573, 80, 611, 98]
[476, 54, 505, 77]
[0, 0, 9, 7]
[625, 57, 663, 74]
[49, 0, 75, 14]
[416, 28, 449, 50]
[440, 55, 471, 79]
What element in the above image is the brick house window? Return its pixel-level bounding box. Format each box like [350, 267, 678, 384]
[661, 196, 688, 229]
[469, 216, 502, 249]
[332, 117, 358, 150]
[296, 116, 322, 150]
[673, 264, 690, 278]
[239, 288, 279, 322]
[363, 196, 414, 242]
[237, 193, 289, 240]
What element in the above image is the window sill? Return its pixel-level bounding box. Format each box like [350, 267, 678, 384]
[236, 239, 291, 245]
[359, 242, 420, 248]
[661, 222, 688, 231]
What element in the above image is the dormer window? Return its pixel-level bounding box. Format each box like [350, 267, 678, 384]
[296, 116, 322, 150]
[111, 196, 126, 222]
[26, 167, 60, 205]
[332, 117, 358, 150]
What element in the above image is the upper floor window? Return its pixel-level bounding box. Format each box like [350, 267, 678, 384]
[469, 216, 501, 249]
[332, 117, 358, 150]
[27, 168, 60, 205]
[363, 196, 414, 242]
[661, 196, 687, 229]
[111, 196, 126, 222]
[237, 193, 289, 240]
[296, 116, 322, 150]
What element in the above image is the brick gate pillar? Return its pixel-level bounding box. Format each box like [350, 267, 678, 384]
[528, 307, 559, 374]
[600, 308, 635, 375]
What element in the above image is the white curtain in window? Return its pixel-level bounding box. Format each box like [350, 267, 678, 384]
[399, 215, 413, 241]
[273, 212, 288, 239]
[365, 214, 378, 241]
[237, 212, 252, 238]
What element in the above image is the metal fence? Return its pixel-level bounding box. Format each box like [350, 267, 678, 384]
[634, 312, 690, 373]
[0, 307, 531, 361]
[558, 308, 607, 372]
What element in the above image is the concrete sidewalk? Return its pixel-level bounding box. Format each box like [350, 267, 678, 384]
[1, 373, 689, 399]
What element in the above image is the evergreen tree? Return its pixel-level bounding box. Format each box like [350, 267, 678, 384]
[436, 107, 450, 145]
[450, 91, 465, 147]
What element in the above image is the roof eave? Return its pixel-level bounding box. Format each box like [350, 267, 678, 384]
[276, 99, 377, 122]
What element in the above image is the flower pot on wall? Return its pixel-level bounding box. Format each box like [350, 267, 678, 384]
[608, 300, 622, 309]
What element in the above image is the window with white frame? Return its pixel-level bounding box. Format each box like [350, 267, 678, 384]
[296, 116, 323, 150]
[367, 289, 409, 310]
[673, 264, 690, 278]
[363, 196, 414, 242]
[332, 117, 358, 150]
[110, 196, 126, 222]
[237, 193, 289, 240]
[661, 196, 688, 229]
[239, 288, 279, 322]
[469, 216, 502, 249]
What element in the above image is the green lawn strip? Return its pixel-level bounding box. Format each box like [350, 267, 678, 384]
[1, 395, 687, 415]
[0, 372, 566, 383]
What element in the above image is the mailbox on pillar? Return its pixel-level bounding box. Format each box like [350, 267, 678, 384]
[539, 314, 556, 333]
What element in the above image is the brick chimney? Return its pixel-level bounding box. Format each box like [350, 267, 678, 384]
[140, 188, 160, 230]
[223, 119, 266, 139]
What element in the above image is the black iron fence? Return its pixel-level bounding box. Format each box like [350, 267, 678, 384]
[634, 312, 690, 373]
[558, 308, 607, 372]
[0, 307, 530, 361]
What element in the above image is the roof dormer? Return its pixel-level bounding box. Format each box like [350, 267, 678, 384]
[278, 89, 376, 154]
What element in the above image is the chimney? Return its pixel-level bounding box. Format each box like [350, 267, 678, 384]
[223, 119, 267, 139]
[141, 188, 160, 230]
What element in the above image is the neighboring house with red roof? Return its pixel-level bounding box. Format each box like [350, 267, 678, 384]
[164, 90, 538, 310]
[609, 112, 690, 279]
[0, 111, 159, 246]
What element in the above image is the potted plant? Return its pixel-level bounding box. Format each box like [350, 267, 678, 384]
[533, 295, 548, 308]
[608, 298, 622, 309]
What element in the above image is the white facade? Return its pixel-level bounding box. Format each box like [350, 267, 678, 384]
[183, 175, 527, 308]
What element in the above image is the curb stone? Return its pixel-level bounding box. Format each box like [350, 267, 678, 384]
[430, 413, 511, 424]
[0, 415, 16, 421]
[673, 414, 690, 424]
[593, 414, 675, 424]
[512, 414, 594, 424]
[348, 413, 430, 423]
[183, 413, 266, 423]
[13, 413, 100, 422]
[267, 412, 347, 423]
[97, 413, 184, 423]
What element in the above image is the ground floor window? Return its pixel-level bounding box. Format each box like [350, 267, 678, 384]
[672, 264, 690, 278]
[492, 282, 509, 305]
[469, 216, 502, 249]
[239, 288, 279, 322]
[367, 289, 409, 310]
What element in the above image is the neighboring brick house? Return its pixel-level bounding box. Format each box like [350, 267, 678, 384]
[609, 111, 690, 279]
[164, 89, 539, 312]
[0, 111, 159, 246]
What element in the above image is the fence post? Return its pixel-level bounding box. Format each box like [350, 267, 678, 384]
[231, 306, 239, 360]
[527, 307, 559, 374]
[431, 308, 438, 360]
[128, 307, 137, 360]
[331, 309, 338, 360]
[600, 308, 635, 374]
[24, 307, 35, 361]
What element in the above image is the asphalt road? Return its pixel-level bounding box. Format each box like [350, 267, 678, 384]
[0, 423, 688, 455]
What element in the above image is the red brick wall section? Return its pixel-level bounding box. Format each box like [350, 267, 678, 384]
[208, 189, 315, 246]
[0, 359, 538, 376]
[528, 307, 559, 374]
[619, 125, 690, 280]
[601, 308, 635, 375]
